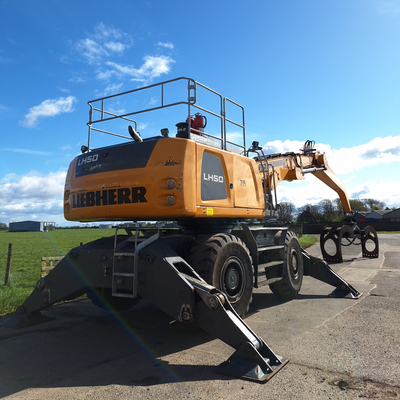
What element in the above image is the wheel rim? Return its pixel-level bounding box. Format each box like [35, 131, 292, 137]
[220, 256, 245, 302]
[290, 249, 299, 279]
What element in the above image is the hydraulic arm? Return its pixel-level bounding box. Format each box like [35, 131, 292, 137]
[251, 140, 379, 262]
[252, 140, 350, 212]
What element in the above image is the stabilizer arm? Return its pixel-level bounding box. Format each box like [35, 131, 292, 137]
[302, 249, 362, 299]
[182, 273, 288, 382]
[0, 252, 89, 329]
[1, 236, 288, 382]
[140, 241, 288, 382]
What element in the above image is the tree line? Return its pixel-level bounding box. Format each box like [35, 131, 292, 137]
[279, 198, 391, 223]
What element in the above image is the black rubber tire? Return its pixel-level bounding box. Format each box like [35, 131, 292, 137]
[187, 233, 253, 317]
[87, 288, 139, 312]
[269, 231, 303, 297]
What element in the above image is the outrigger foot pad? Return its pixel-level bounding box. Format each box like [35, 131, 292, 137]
[0, 307, 54, 329]
[215, 341, 289, 382]
[329, 287, 362, 299]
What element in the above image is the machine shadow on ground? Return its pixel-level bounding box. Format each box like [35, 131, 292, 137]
[0, 293, 292, 397]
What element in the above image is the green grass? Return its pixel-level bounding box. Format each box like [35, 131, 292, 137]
[0, 230, 319, 315]
[0, 229, 115, 314]
[299, 234, 318, 248]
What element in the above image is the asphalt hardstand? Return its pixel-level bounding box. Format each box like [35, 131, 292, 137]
[0, 234, 399, 399]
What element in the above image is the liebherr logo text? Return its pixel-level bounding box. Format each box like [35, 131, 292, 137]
[78, 154, 99, 165]
[72, 187, 147, 209]
[203, 173, 224, 183]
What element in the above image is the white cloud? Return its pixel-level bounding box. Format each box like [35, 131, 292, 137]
[0, 171, 67, 225]
[69, 74, 86, 83]
[95, 69, 114, 81]
[134, 56, 174, 80]
[75, 23, 132, 65]
[0, 171, 66, 200]
[351, 179, 400, 207]
[104, 41, 126, 53]
[276, 180, 336, 207]
[94, 23, 123, 40]
[263, 139, 307, 154]
[328, 136, 400, 174]
[102, 83, 124, 96]
[138, 122, 148, 130]
[76, 38, 109, 65]
[262, 136, 400, 209]
[277, 177, 400, 210]
[5, 148, 52, 156]
[157, 42, 174, 49]
[263, 136, 400, 175]
[20, 96, 77, 128]
[99, 56, 175, 83]
[73, 25, 174, 90]
[0, 104, 9, 113]
[148, 97, 158, 106]
[226, 131, 245, 142]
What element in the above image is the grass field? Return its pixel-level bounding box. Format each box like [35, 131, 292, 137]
[0, 229, 317, 315]
[0, 229, 115, 314]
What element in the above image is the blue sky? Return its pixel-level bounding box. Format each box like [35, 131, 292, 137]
[1, 0, 400, 226]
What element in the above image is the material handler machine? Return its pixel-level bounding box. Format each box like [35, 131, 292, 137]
[1, 78, 379, 382]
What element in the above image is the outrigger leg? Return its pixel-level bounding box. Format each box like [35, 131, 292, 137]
[302, 249, 362, 299]
[0, 235, 288, 383]
[184, 273, 288, 381]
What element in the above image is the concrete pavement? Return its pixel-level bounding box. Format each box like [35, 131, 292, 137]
[0, 234, 399, 399]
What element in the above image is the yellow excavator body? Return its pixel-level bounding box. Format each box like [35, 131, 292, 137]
[64, 138, 267, 222]
[63, 77, 354, 224]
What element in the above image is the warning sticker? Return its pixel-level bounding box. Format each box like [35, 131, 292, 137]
[206, 207, 214, 216]
[164, 156, 176, 166]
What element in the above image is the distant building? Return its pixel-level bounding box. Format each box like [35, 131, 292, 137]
[353, 211, 369, 223]
[365, 210, 392, 222]
[99, 224, 113, 229]
[9, 221, 55, 232]
[383, 208, 400, 222]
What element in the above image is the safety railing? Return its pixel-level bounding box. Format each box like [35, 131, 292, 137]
[86, 77, 246, 155]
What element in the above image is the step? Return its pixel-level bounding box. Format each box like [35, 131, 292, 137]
[257, 245, 284, 253]
[257, 277, 283, 287]
[113, 272, 135, 278]
[114, 252, 135, 257]
[258, 261, 284, 271]
[249, 227, 288, 232]
[111, 292, 136, 299]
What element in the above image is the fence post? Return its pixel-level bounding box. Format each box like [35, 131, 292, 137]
[4, 243, 12, 285]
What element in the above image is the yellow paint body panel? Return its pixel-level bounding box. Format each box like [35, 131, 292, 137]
[64, 137, 265, 222]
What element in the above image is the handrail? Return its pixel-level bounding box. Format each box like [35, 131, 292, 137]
[85, 77, 246, 155]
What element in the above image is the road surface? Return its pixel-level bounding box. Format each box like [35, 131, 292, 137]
[0, 234, 399, 399]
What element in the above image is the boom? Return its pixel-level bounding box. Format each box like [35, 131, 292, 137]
[251, 140, 351, 214]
